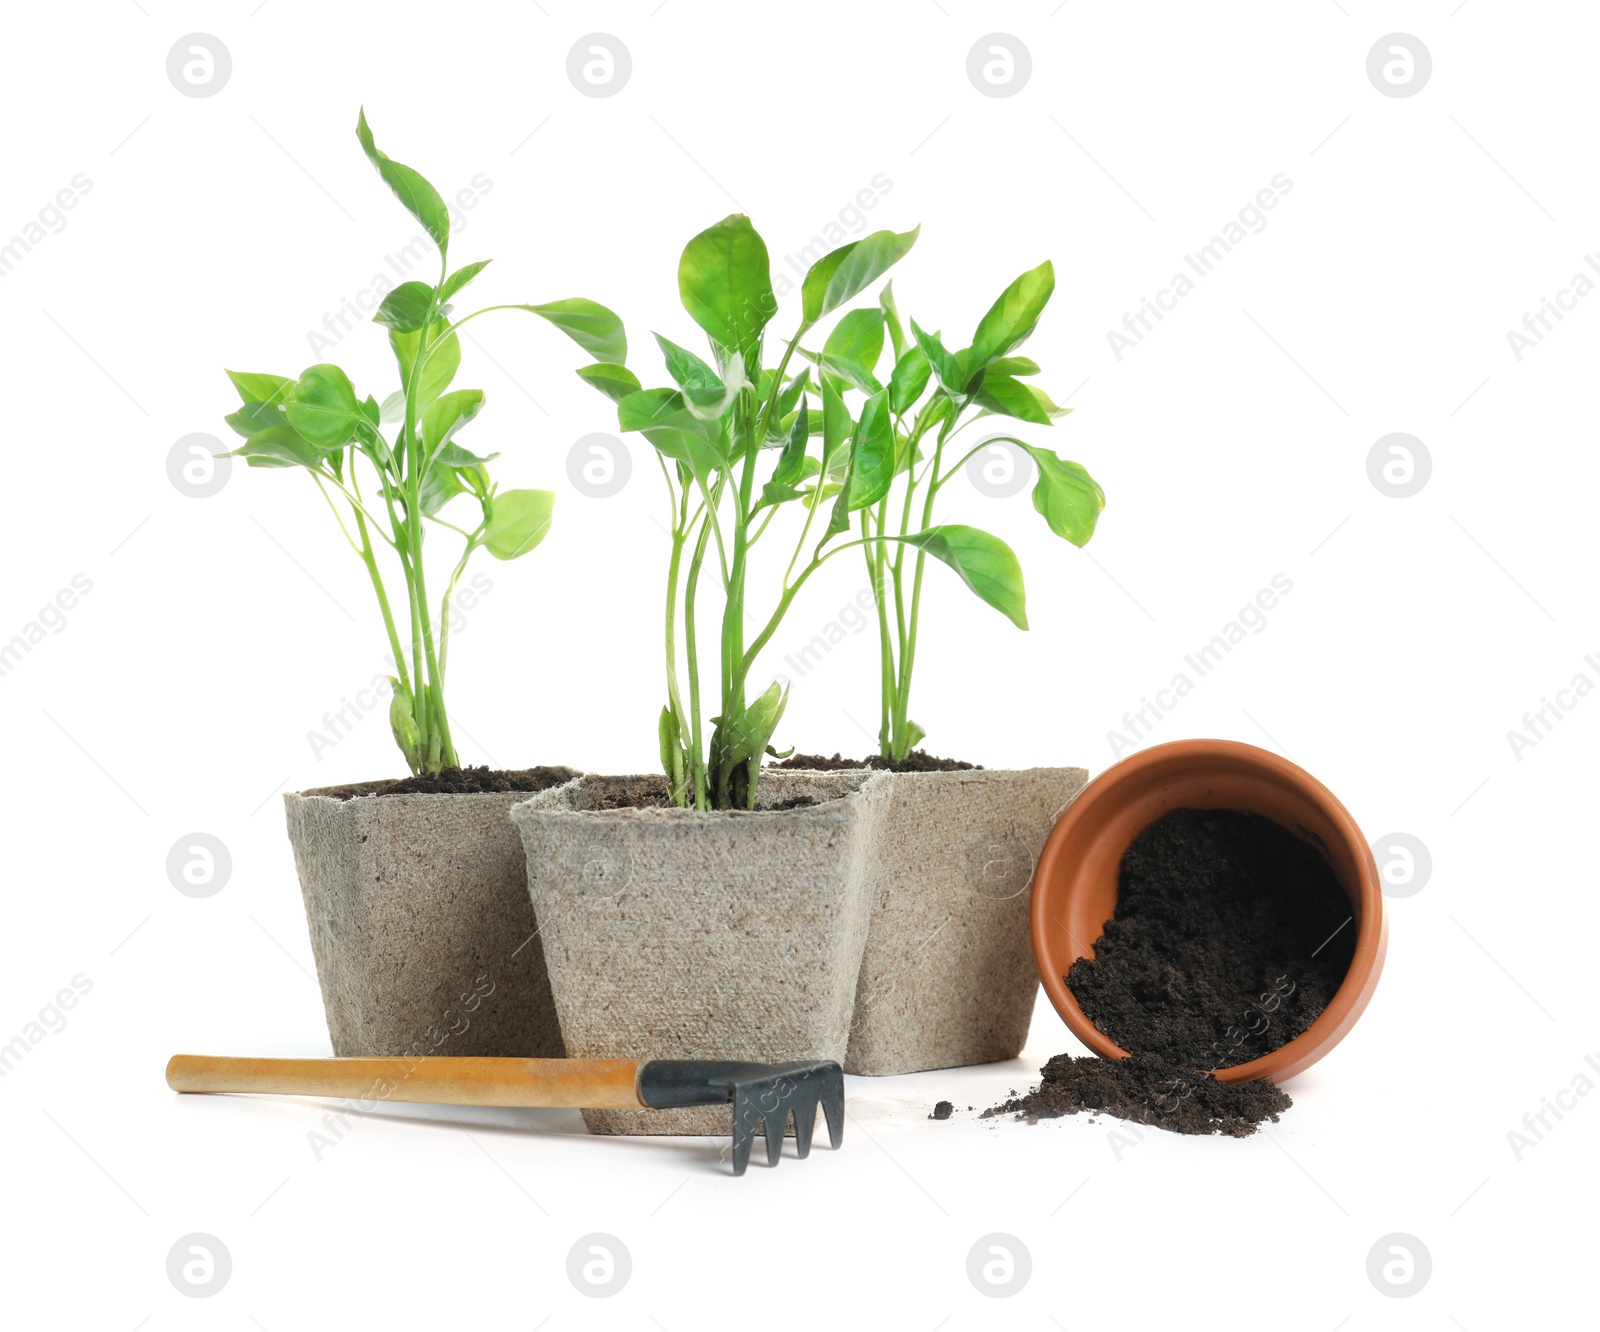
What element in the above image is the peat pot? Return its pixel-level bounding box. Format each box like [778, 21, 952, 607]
[284, 771, 577, 1062]
[840, 766, 1088, 1076]
[510, 770, 889, 1135]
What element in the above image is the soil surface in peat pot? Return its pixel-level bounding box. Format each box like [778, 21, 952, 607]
[1068, 808, 1356, 1068]
[773, 750, 978, 773]
[347, 766, 574, 798]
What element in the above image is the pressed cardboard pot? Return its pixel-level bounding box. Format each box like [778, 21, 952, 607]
[510, 770, 891, 1135]
[830, 766, 1087, 1076]
[285, 773, 577, 1061]
[1031, 739, 1386, 1084]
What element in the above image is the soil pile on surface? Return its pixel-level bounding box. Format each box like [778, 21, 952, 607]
[773, 750, 978, 773]
[982, 1052, 1291, 1138]
[930, 1100, 954, 1121]
[1068, 808, 1355, 1068]
[344, 766, 573, 798]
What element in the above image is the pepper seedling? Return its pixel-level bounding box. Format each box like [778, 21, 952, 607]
[219, 109, 624, 775]
[837, 265, 1106, 760]
[582, 214, 1087, 809]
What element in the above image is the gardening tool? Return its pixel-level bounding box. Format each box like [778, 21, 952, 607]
[165, 1054, 844, 1175]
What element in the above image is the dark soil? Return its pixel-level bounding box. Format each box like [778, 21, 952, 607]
[982, 1052, 1292, 1138]
[773, 750, 979, 773]
[1066, 808, 1355, 1070]
[930, 1100, 954, 1121]
[333, 766, 573, 799]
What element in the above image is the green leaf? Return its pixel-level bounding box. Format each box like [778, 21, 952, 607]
[617, 388, 729, 474]
[760, 398, 810, 506]
[720, 680, 790, 768]
[421, 388, 486, 458]
[576, 362, 641, 404]
[435, 441, 499, 468]
[484, 488, 555, 559]
[987, 356, 1040, 377]
[654, 333, 721, 390]
[225, 369, 293, 406]
[388, 677, 424, 771]
[355, 108, 451, 255]
[879, 281, 907, 361]
[372, 281, 434, 333]
[902, 524, 1028, 630]
[800, 225, 920, 326]
[389, 320, 460, 412]
[910, 319, 964, 398]
[827, 390, 893, 536]
[1019, 444, 1105, 547]
[419, 453, 490, 517]
[889, 346, 931, 416]
[439, 259, 491, 304]
[822, 308, 885, 394]
[524, 298, 627, 363]
[221, 424, 322, 470]
[659, 706, 689, 806]
[968, 260, 1055, 370]
[224, 400, 284, 439]
[678, 214, 775, 354]
[975, 375, 1059, 426]
[285, 364, 363, 448]
[820, 379, 851, 474]
[682, 353, 745, 422]
[777, 366, 811, 416]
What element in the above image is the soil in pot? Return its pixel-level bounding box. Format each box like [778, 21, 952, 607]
[334, 765, 575, 798]
[1067, 807, 1356, 1067]
[982, 1052, 1292, 1137]
[774, 750, 978, 773]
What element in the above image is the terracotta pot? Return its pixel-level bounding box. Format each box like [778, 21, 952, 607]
[1031, 739, 1386, 1084]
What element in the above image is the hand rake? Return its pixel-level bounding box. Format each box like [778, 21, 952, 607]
[166, 1054, 844, 1175]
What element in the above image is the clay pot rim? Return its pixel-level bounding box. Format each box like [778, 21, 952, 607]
[1030, 738, 1387, 1086]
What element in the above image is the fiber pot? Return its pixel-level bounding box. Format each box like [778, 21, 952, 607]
[284, 772, 578, 1062]
[1031, 739, 1386, 1084]
[840, 766, 1088, 1076]
[509, 770, 890, 1136]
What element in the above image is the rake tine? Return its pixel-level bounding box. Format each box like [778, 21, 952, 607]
[762, 1108, 786, 1167]
[821, 1076, 844, 1149]
[792, 1091, 817, 1158]
[730, 1088, 757, 1177]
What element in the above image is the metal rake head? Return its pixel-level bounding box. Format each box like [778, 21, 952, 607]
[636, 1059, 845, 1175]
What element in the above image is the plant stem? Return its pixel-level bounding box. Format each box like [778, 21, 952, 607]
[894, 413, 956, 756]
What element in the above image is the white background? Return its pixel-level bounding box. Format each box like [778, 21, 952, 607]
[1, 0, 1594, 1326]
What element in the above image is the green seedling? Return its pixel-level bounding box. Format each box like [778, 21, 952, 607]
[846, 265, 1105, 760]
[583, 214, 1096, 808]
[219, 110, 624, 775]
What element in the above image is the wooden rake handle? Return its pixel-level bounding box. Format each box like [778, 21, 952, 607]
[165, 1054, 648, 1109]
